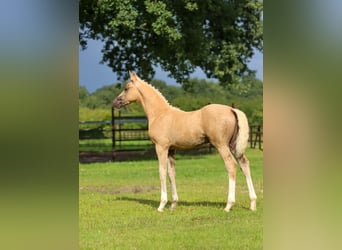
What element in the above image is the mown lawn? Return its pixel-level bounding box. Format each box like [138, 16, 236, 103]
[79, 148, 263, 249]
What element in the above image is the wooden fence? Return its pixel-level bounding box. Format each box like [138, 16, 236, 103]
[79, 109, 263, 153]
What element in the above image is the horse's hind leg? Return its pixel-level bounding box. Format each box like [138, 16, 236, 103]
[168, 149, 178, 210]
[217, 146, 238, 212]
[237, 154, 257, 211]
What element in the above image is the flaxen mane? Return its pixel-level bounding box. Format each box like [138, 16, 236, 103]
[136, 78, 180, 111]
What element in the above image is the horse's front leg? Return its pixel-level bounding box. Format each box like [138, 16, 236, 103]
[168, 149, 178, 210]
[155, 144, 169, 212]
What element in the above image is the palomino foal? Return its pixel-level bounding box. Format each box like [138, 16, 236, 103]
[113, 72, 257, 212]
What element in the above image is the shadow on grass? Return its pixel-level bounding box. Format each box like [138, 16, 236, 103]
[116, 196, 230, 209]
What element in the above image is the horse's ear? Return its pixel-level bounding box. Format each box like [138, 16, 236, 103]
[129, 71, 135, 80]
[129, 71, 139, 82]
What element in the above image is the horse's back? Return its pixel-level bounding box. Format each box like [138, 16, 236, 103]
[201, 103, 232, 113]
[200, 104, 235, 121]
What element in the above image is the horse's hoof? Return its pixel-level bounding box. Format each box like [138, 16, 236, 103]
[224, 207, 231, 212]
[224, 202, 234, 212]
[157, 207, 164, 212]
[170, 202, 178, 211]
[250, 206, 257, 211]
[250, 200, 257, 211]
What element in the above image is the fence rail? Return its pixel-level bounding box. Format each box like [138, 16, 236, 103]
[79, 109, 263, 153]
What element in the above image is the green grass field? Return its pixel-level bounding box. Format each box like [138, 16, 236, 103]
[79, 148, 263, 249]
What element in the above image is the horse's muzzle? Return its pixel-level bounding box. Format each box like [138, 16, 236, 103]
[112, 97, 123, 109]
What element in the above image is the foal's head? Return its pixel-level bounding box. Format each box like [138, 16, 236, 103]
[112, 72, 141, 109]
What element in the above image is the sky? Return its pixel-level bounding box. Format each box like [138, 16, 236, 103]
[79, 39, 263, 93]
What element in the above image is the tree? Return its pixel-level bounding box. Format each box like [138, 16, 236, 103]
[79, 85, 89, 101]
[227, 73, 263, 98]
[80, 0, 263, 86]
[79, 75, 262, 122]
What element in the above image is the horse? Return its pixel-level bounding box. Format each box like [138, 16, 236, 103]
[113, 71, 257, 212]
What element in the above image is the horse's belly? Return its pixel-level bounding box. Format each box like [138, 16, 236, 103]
[170, 131, 208, 149]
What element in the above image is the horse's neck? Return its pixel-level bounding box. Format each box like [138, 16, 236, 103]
[138, 83, 171, 122]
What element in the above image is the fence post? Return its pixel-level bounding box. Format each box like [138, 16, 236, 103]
[253, 126, 257, 149]
[118, 110, 122, 148]
[250, 125, 254, 148]
[257, 125, 262, 150]
[112, 107, 117, 148]
[111, 107, 115, 161]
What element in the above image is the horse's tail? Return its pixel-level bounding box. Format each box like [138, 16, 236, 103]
[230, 108, 249, 158]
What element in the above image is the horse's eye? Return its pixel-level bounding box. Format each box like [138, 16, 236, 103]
[124, 87, 128, 92]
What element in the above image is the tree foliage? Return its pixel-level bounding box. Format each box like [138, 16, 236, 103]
[80, 0, 263, 85]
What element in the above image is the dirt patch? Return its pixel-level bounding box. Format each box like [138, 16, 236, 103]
[79, 146, 214, 163]
[80, 185, 159, 195]
[79, 149, 156, 163]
